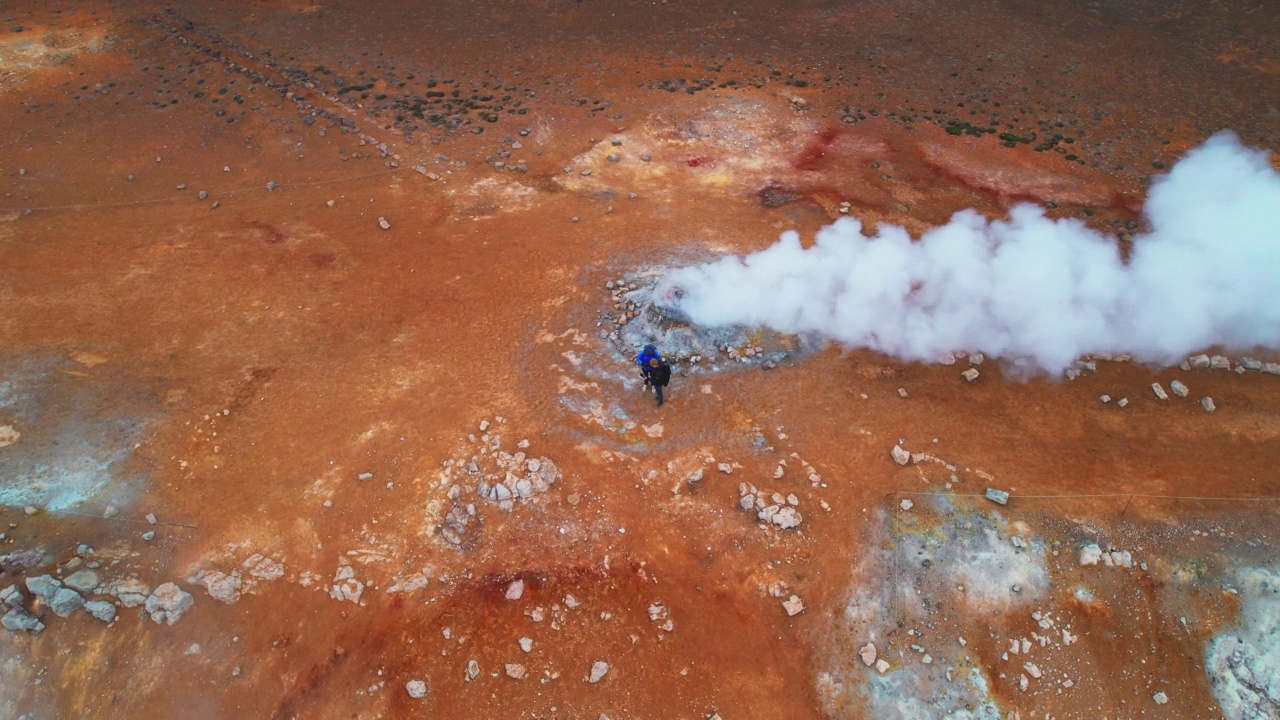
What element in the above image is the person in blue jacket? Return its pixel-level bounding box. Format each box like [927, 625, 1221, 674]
[635, 344, 661, 389]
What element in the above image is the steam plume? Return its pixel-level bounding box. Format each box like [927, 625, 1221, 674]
[658, 132, 1280, 373]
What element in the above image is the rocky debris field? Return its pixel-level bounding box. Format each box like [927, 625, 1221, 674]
[818, 493, 1280, 719]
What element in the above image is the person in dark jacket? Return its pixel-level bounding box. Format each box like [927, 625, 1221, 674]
[648, 357, 672, 407]
[635, 344, 661, 389]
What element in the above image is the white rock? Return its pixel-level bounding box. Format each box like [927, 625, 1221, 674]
[505, 579, 525, 600]
[875, 659, 890, 673]
[1151, 383, 1169, 400]
[1024, 662, 1042, 679]
[970, 353, 985, 365]
[406, 680, 428, 699]
[198, 571, 242, 604]
[1169, 380, 1189, 398]
[505, 663, 527, 680]
[1117, 397, 1129, 407]
[378, 217, 391, 230]
[891, 445, 911, 466]
[962, 368, 980, 382]
[588, 660, 610, 683]
[145, 583, 194, 625]
[782, 595, 805, 616]
[859, 643, 877, 666]
[466, 660, 481, 681]
[1188, 354, 1211, 369]
[899, 498, 914, 511]
[519, 637, 533, 652]
[772, 507, 802, 529]
[1201, 397, 1216, 413]
[1153, 691, 1168, 705]
[1099, 394, 1111, 403]
[1019, 674, 1029, 692]
[717, 463, 733, 474]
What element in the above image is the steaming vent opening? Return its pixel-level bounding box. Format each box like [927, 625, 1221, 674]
[598, 269, 807, 372]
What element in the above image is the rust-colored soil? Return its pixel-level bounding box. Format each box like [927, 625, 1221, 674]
[1, 1, 1277, 718]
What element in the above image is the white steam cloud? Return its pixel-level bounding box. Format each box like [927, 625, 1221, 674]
[658, 132, 1280, 373]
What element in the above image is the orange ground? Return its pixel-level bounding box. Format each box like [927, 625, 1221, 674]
[1, 1, 1278, 718]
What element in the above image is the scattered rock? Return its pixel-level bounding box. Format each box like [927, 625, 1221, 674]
[1151, 383, 1169, 400]
[1079, 544, 1103, 566]
[0, 585, 22, 607]
[49, 588, 85, 617]
[329, 566, 364, 603]
[1201, 397, 1216, 413]
[1099, 394, 1111, 403]
[84, 600, 116, 622]
[145, 582, 194, 625]
[875, 659, 890, 673]
[984, 488, 1010, 505]
[519, 637, 533, 652]
[378, 217, 391, 230]
[891, 445, 911, 465]
[106, 579, 151, 607]
[506, 579, 525, 600]
[406, 680, 428, 699]
[25, 575, 62, 600]
[141, 531, 156, 542]
[717, 463, 733, 474]
[899, 498, 914, 511]
[859, 643, 877, 667]
[962, 368, 980, 382]
[1117, 397, 1129, 408]
[1, 607, 44, 634]
[466, 660, 481, 681]
[242, 554, 285, 581]
[1170, 380, 1189, 398]
[782, 595, 805, 616]
[64, 569, 101, 592]
[588, 660, 610, 683]
[505, 663, 527, 680]
[1153, 691, 1168, 705]
[197, 571, 242, 604]
[387, 573, 430, 594]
